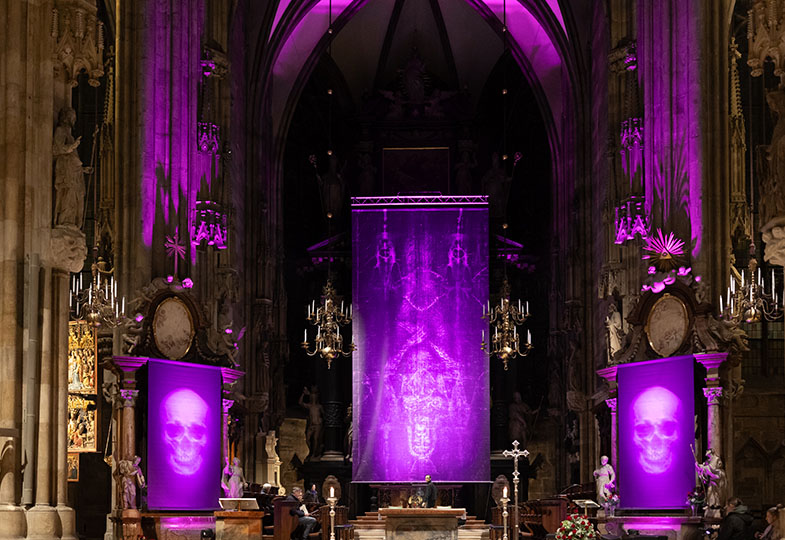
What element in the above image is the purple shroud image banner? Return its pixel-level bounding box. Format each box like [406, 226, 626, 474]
[147, 359, 221, 510]
[618, 355, 694, 508]
[352, 204, 489, 482]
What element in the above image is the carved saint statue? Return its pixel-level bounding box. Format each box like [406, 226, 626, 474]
[116, 455, 145, 510]
[313, 154, 345, 219]
[695, 449, 728, 519]
[763, 89, 785, 225]
[299, 386, 324, 459]
[344, 403, 353, 460]
[53, 107, 90, 228]
[593, 455, 615, 505]
[605, 303, 624, 362]
[508, 392, 538, 449]
[221, 457, 247, 498]
[482, 153, 511, 219]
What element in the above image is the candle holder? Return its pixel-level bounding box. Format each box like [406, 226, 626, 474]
[500, 492, 509, 540]
[327, 493, 338, 540]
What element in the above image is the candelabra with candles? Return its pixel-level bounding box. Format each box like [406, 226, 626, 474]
[302, 279, 355, 368]
[482, 279, 532, 370]
[70, 250, 127, 327]
[500, 486, 509, 540]
[327, 486, 337, 540]
[719, 247, 783, 324]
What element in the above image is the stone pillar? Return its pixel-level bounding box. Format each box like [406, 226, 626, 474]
[605, 398, 618, 472]
[222, 399, 234, 466]
[702, 387, 724, 455]
[695, 353, 728, 459]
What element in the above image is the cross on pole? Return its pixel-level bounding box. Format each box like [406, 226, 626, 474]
[503, 440, 530, 540]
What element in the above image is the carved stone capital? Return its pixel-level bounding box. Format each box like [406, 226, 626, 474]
[49, 226, 87, 273]
[703, 387, 723, 405]
[222, 399, 234, 414]
[119, 389, 139, 408]
[605, 398, 617, 413]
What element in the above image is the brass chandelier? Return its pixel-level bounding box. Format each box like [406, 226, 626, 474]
[720, 244, 782, 324]
[482, 278, 532, 369]
[70, 246, 127, 328]
[302, 279, 355, 368]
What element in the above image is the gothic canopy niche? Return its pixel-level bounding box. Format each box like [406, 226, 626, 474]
[122, 277, 237, 367]
[259, 0, 577, 170]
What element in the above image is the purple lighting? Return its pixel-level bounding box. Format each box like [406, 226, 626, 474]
[618, 356, 694, 508]
[148, 359, 221, 510]
[352, 200, 489, 482]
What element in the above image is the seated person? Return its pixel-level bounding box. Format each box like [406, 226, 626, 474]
[287, 487, 318, 540]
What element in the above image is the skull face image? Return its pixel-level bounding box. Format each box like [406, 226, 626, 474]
[632, 386, 681, 474]
[162, 388, 209, 476]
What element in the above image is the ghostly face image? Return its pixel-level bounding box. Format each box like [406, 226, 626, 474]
[632, 386, 680, 474]
[162, 388, 209, 476]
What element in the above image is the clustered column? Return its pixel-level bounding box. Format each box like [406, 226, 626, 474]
[695, 353, 728, 458]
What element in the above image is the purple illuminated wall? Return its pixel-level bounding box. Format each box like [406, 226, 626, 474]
[352, 203, 489, 482]
[147, 359, 221, 510]
[618, 355, 694, 508]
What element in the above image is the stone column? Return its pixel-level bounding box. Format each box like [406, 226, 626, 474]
[695, 353, 728, 459]
[702, 387, 724, 455]
[605, 398, 618, 472]
[222, 399, 234, 466]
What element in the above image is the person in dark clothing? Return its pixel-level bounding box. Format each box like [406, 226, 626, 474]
[423, 475, 437, 508]
[304, 483, 322, 505]
[287, 487, 318, 540]
[717, 497, 755, 540]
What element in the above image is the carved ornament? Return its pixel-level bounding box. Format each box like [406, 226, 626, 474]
[51, 0, 104, 87]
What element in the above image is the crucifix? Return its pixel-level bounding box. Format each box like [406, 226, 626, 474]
[503, 440, 529, 540]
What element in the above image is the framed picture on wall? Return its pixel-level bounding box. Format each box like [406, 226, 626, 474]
[67, 453, 79, 482]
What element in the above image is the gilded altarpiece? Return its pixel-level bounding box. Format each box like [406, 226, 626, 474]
[68, 321, 99, 452]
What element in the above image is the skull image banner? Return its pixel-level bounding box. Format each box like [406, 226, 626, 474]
[147, 359, 221, 510]
[351, 200, 489, 482]
[618, 355, 694, 508]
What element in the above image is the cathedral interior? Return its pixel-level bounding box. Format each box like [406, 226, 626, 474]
[2, 1, 785, 540]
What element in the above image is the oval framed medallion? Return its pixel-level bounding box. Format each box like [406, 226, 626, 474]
[645, 293, 689, 357]
[152, 296, 195, 360]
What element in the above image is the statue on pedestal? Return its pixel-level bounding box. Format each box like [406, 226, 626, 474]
[117, 456, 145, 510]
[605, 303, 624, 363]
[695, 449, 728, 519]
[299, 386, 324, 459]
[593, 455, 615, 505]
[221, 457, 247, 498]
[53, 107, 91, 228]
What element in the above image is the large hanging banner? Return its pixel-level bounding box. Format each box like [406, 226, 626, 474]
[618, 355, 694, 508]
[352, 196, 489, 482]
[147, 359, 221, 510]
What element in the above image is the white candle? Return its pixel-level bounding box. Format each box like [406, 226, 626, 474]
[503, 486, 508, 498]
[330, 486, 335, 498]
[527, 329, 531, 344]
[304, 329, 307, 342]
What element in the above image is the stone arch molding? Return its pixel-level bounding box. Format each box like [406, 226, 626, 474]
[257, 0, 577, 167]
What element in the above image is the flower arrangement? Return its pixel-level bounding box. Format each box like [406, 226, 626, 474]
[606, 493, 620, 508]
[556, 513, 599, 540]
[687, 486, 705, 507]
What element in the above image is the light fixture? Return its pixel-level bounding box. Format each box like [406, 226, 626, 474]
[720, 239, 782, 323]
[302, 279, 355, 368]
[70, 246, 127, 328]
[482, 278, 532, 370]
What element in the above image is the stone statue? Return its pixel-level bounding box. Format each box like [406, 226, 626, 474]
[763, 89, 785, 226]
[508, 392, 538, 449]
[454, 149, 477, 195]
[605, 303, 624, 362]
[117, 455, 145, 510]
[344, 403, 353, 460]
[53, 107, 90, 228]
[357, 153, 376, 196]
[593, 455, 615, 505]
[312, 154, 345, 219]
[695, 449, 728, 519]
[482, 153, 512, 219]
[221, 457, 247, 498]
[299, 386, 324, 459]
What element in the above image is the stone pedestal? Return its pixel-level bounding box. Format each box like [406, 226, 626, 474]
[215, 510, 264, 540]
[119, 509, 142, 540]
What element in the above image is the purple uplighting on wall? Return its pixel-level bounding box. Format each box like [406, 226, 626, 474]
[147, 359, 221, 510]
[352, 200, 489, 482]
[618, 355, 694, 508]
